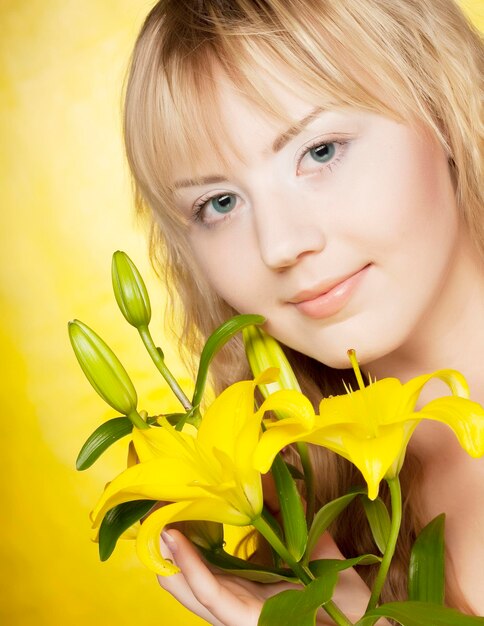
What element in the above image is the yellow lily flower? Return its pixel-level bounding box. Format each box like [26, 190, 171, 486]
[91, 372, 275, 575]
[254, 351, 484, 500]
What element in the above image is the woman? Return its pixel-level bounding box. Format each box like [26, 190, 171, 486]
[122, 0, 483, 622]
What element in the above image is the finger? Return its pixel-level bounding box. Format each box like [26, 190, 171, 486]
[166, 530, 261, 626]
[156, 532, 224, 625]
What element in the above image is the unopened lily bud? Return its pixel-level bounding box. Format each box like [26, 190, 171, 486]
[68, 319, 138, 416]
[243, 326, 300, 398]
[111, 251, 151, 328]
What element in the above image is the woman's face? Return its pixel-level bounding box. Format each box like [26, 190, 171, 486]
[173, 70, 465, 368]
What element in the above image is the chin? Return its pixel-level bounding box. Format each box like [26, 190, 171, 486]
[306, 325, 408, 372]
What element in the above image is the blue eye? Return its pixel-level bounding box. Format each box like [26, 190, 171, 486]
[209, 194, 237, 214]
[309, 142, 336, 163]
[296, 138, 348, 176]
[192, 191, 240, 226]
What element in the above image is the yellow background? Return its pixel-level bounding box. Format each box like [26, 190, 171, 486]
[1, 1, 482, 624]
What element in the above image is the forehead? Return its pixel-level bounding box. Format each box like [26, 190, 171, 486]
[165, 64, 339, 183]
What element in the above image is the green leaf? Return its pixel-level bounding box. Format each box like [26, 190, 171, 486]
[162, 412, 188, 426]
[76, 416, 133, 470]
[272, 454, 308, 561]
[258, 573, 339, 626]
[356, 601, 484, 625]
[361, 495, 391, 554]
[408, 513, 445, 604]
[199, 547, 298, 583]
[214, 568, 297, 583]
[262, 507, 285, 569]
[192, 314, 265, 408]
[184, 520, 224, 551]
[305, 488, 365, 562]
[98, 500, 155, 561]
[309, 554, 381, 578]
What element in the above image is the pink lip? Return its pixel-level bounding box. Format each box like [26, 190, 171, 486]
[291, 265, 371, 320]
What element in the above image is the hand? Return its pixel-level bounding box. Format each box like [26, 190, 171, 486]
[158, 529, 283, 626]
[157, 529, 386, 626]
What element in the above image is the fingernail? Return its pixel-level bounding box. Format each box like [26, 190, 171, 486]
[161, 530, 178, 553]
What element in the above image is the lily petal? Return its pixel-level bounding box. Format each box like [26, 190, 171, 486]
[91, 457, 212, 527]
[419, 396, 484, 457]
[254, 422, 310, 473]
[398, 369, 470, 416]
[137, 500, 250, 575]
[329, 423, 408, 500]
[132, 422, 196, 463]
[317, 379, 403, 427]
[258, 389, 316, 429]
[197, 380, 256, 463]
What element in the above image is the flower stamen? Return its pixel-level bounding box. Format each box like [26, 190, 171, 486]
[347, 348, 366, 391]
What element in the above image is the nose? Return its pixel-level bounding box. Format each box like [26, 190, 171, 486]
[253, 189, 327, 270]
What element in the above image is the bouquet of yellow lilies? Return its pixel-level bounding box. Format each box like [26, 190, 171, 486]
[69, 252, 484, 626]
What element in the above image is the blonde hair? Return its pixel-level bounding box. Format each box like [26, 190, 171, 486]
[124, 0, 483, 610]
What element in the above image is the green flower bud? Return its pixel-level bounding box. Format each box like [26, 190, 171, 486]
[243, 326, 301, 398]
[68, 319, 138, 416]
[111, 251, 151, 328]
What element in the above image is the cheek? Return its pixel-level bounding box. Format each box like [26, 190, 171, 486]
[342, 128, 457, 267]
[189, 228, 266, 313]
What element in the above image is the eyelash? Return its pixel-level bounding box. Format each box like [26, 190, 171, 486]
[191, 136, 349, 226]
[295, 136, 349, 175]
[192, 194, 236, 228]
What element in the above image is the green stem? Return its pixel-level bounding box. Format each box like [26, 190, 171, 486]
[253, 515, 312, 584]
[253, 516, 353, 626]
[127, 409, 149, 430]
[367, 477, 402, 611]
[138, 325, 192, 411]
[296, 442, 315, 525]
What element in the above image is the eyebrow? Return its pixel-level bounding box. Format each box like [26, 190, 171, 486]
[173, 106, 323, 190]
[272, 106, 323, 152]
[173, 174, 229, 190]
